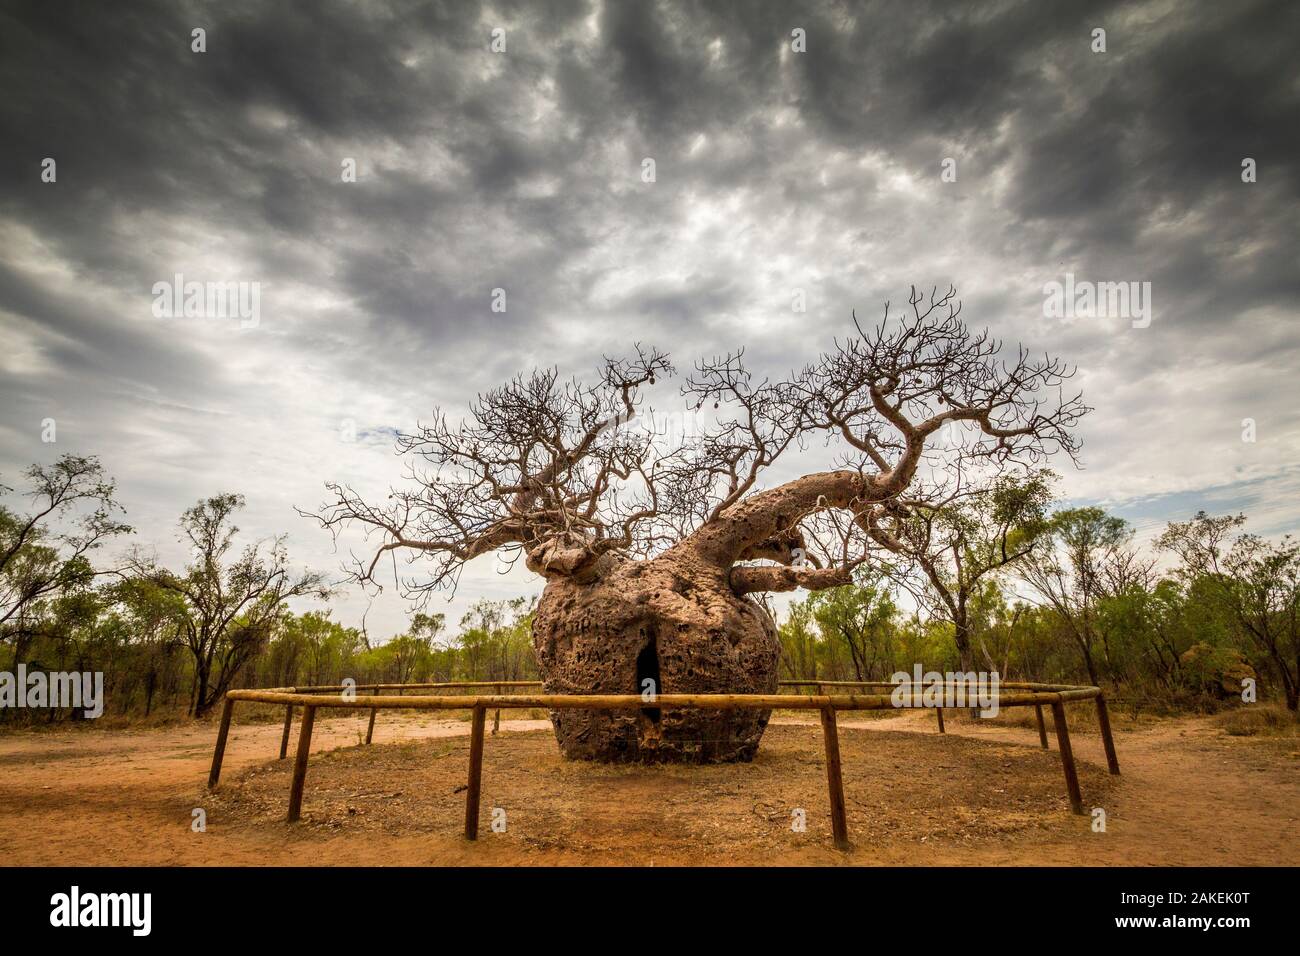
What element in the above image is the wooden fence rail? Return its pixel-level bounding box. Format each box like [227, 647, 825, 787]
[207, 680, 1119, 851]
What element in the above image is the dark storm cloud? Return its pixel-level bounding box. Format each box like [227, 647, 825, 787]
[1, 0, 1297, 634]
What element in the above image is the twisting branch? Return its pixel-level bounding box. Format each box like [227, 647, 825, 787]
[303, 287, 1088, 602]
[301, 346, 676, 600]
[708, 286, 1086, 591]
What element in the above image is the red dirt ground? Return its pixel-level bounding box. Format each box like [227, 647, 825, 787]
[0, 709, 1295, 865]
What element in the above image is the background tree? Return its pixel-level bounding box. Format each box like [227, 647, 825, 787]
[872, 470, 1054, 672]
[777, 599, 820, 681]
[136, 494, 329, 716]
[274, 611, 361, 687]
[108, 577, 188, 716]
[0, 455, 130, 663]
[964, 580, 1027, 677]
[1159, 512, 1299, 710]
[803, 571, 898, 682]
[391, 611, 446, 683]
[1018, 507, 1155, 685]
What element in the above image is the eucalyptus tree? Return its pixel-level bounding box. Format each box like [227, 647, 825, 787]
[1018, 507, 1155, 686]
[869, 470, 1055, 673]
[0, 455, 131, 661]
[137, 493, 329, 716]
[1159, 512, 1299, 710]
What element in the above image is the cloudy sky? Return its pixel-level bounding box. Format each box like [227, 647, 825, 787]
[2, 0, 1297, 639]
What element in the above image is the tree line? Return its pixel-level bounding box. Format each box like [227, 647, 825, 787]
[2, 454, 1296, 723]
[0, 455, 536, 722]
[777, 471, 1297, 712]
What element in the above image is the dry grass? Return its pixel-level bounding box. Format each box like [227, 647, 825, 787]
[1214, 703, 1299, 738]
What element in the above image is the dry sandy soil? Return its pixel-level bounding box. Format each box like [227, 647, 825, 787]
[0, 707, 1295, 866]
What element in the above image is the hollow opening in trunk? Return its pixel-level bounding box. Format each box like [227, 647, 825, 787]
[636, 634, 662, 724]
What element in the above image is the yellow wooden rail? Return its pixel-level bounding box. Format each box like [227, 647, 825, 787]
[206, 680, 1121, 850]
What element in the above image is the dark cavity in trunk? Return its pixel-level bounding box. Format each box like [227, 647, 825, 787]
[636, 634, 662, 724]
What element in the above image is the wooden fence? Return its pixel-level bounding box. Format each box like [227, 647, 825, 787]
[207, 679, 1120, 850]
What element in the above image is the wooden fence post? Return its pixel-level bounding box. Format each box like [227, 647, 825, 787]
[1094, 694, 1121, 774]
[819, 705, 850, 850]
[365, 688, 379, 745]
[464, 704, 487, 840]
[287, 704, 316, 822]
[279, 704, 294, 759]
[1034, 704, 1049, 749]
[1050, 700, 1084, 814]
[935, 707, 945, 733]
[207, 696, 235, 789]
[492, 685, 501, 735]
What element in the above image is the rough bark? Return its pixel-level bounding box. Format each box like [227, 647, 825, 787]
[532, 468, 898, 760]
[533, 549, 778, 762]
[954, 608, 974, 674]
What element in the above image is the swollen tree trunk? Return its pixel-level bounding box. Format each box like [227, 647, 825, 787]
[533, 551, 779, 763]
[531, 468, 875, 762]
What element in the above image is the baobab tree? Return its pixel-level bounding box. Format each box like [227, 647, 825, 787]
[307, 287, 1086, 761]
